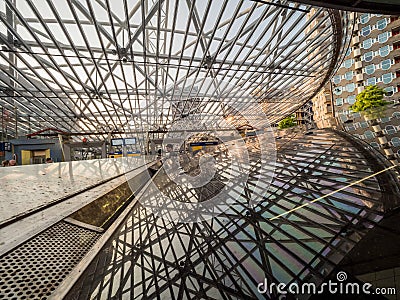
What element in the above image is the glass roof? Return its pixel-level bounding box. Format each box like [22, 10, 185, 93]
[0, 0, 349, 139]
[64, 129, 392, 299]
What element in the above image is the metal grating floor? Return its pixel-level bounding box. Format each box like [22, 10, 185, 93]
[0, 221, 101, 300]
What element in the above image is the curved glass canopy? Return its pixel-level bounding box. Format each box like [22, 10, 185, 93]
[62, 129, 399, 299]
[0, 0, 350, 138]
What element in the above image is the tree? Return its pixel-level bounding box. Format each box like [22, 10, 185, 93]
[350, 85, 388, 112]
[278, 114, 297, 129]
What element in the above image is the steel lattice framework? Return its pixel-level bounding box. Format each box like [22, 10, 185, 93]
[0, 0, 351, 139]
[63, 130, 400, 300]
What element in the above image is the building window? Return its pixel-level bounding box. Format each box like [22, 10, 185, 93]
[381, 59, 391, 70]
[360, 14, 370, 24]
[345, 47, 352, 57]
[364, 130, 375, 139]
[382, 73, 394, 84]
[336, 98, 343, 106]
[346, 83, 356, 92]
[384, 86, 395, 97]
[339, 115, 348, 122]
[343, 59, 354, 68]
[347, 95, 356, 105]
[361, 38, 373, 49]
[333, 87, 343, 95]
[344, 71, 354, 80]
[379, 45, 391, 57]
[376, 18, 388, 30]
[347, 125, 356, 131]
[377, 32, 390, 43]
[361, 25, 371, 36]
[360, 121, 369, 128]
[393, 111, 400, 118]
[392, 137, 400, 147]
[366, 77, 376, 85]
[365, 64, 375, 75]
[381, 117, 390, 123]
[370, 142, 380, 148]
[333, 75, 341, 84]
[363, 51, 374, 62]
[386, 125, 396, 135]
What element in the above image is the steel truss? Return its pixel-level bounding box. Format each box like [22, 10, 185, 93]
[65, 129, 400, 299]
[0, 1, 351, 140]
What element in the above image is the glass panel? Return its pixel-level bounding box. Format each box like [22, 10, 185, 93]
[365, 64, 375, 75]
[381, 59, 391, 70]
[363, 51, 374, 62]
[343, 59, 354, 68]
[386, 125, 396, 134]
[347, 95, 356, 105]
[366, 77, 376, 85]
[378, 32, 389, 43]
[384, 86, 394, 97]
[347, 125, 355, 131]
[333, 87, 342, 95]
[393, 112, 400, 118]
[362, 39, 373, 49]
[382, 73, 393, 84]
[379, 45, 390, 57]
[392, 137, 400, 147]
[345, 71, 353, 80]
[370, 142, 380, 148]
[360, 13, 370, 24]
[346, 83, 356, 92]
[376, 19, 387, 30]
[364, 131, 374, 139]
[333, 75, 341, 84]
[361, 25, 371, 36]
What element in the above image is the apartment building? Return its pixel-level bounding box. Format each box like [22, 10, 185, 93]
[312, 13, 400, 163]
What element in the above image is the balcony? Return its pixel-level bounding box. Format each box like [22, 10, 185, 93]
[384, 147, 394, 156]
[355, 61, 362, 69]
[372, 125, 382, 132]
[378, 136, 388, 144]
[356, 73, 364, 81]
[352, 36, 360, 45]
[354, 48, 361, 57]
[357, 86, 365, 93]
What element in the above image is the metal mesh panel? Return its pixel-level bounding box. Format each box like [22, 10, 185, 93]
[0, 221, 101, 300]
